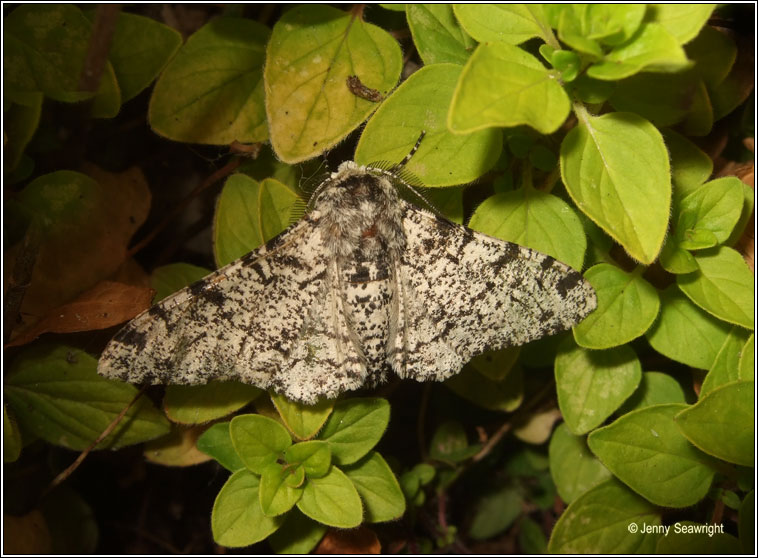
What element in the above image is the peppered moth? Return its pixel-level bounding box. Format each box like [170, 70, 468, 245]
[98, 141, 597, 404]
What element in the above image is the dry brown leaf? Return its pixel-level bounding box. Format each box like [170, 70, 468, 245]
[315, 526, 381, 554]
[13, 165, 150, 332]
[8, 281, 154, 347]
[3, 510, 52, 554]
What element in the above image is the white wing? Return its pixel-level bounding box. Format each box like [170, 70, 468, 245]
[98, 215, 367, 404]
[388, 202, 597, 382]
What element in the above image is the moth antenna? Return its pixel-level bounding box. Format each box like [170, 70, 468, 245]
[288, 197, 308, 226]
[390, 130, 426, 172]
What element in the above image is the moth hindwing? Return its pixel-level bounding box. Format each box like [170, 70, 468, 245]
[98, 145, 596, 404]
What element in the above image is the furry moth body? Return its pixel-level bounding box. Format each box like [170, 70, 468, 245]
[98, 155, 597, 404]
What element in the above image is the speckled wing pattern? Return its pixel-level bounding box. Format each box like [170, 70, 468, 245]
[388, 201, 596, 382]
[98, 160, 596, 404]
[97, 216, 365, 402]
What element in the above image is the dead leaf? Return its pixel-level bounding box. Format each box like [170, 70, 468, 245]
[143, 424, 212, 467]
[3, 510, 52, 554]
[315, 526, 381, 554]
[7, 281, 154, 347]
[11, 165, 150, 332]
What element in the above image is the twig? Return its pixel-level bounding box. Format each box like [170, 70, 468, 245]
[437, 490, 449, 531]
[126, 158, 242, 258]
[79, 5, 121, 93]
[471, 379, 555, 463]
[471, 421, 513, 463]
[42, 385, 148, 498]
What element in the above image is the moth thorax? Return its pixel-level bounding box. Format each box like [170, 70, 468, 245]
[317, 167, 406, 259]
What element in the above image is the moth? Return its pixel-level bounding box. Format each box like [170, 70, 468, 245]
[98, 137, 597, 404]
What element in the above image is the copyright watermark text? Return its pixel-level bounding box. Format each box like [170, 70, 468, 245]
[627, 522, 725, 537]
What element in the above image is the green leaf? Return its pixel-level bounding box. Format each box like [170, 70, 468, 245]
[469, 486, 522, 540]
[196, 422, 246, 472]
[318, 398, 390, 465]
[213, 175, 302, 267]
[647, 4, 716, 44]
[556, 5, 645, 56]
[106, 12, 182, 103]
[270, 392, 334, 441]
[659, 236, 699, 274]
[5, 345, 169, 451]
[449, 42, 570, 135]
[267, 509, 327, 554]
[230, 414, 292, 474]
[588, 23, 691, 81]
[675, 381, 754, 467]
[569, 74, 616, 104]
[265, 5, 402, 163]
[149, 17, 270, 145]
[285, 441, 332, 478]
[619, 371, 687, 413]
[39, 485, 98, 553]
[406, 4, 475, 65]
[701, 327, 753, 396]
[551, 50, 581, 82]
[468, 185, 586, 272]
[444, 364, 523, 413]
[588, 404, 717, 508]
[355, 63, 501, 187]
[211, 469, 284, 547]
[663, 128, 713, 202]
[647, 285, 733, 369]
[709, 55, 755, 122]
[555, 7, 603, 57]
[151, 263, 212, 303]
[739, 490, 755, 555]
[608, 70, 701, 128]
[571, 4, 646, 46]
[4, 406, 22, 463]
[259, 462, 304, 517]
[400, 463, 436, 503]
[286, 465, 306, 488]
[519, 517, 548, 554]
[655, 521, 741, 554]
[343, 451, 405, 523]
[738, 334, 754, 381]
[452, 4, 549, 44]
[429, 420, 479, 463]
[573, 264, 660, 349]
[418, 185, 465, 223]
[686, 25, 738, 87]
[164, 382, 261, 425]
[727, 182, 755, 247]
[469, 348, 520, 382]
[296, 466, 363, 528]
[548, 479, 660, 553]
[677, 247, 754, 330]
[678, 78, 714, 137]
[549, 423, 612, 504]
[675, 177, 745, 250]
[555, 342, 642, 435]
[4, 5, 120, 114]
[4, 95, 42, 171]
[560, 111, 671, 264]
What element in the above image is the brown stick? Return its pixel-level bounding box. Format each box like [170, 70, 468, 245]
[126, 158, 242, 258]
[42, 385, 148, 498]
[79, 4, 122, 93]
